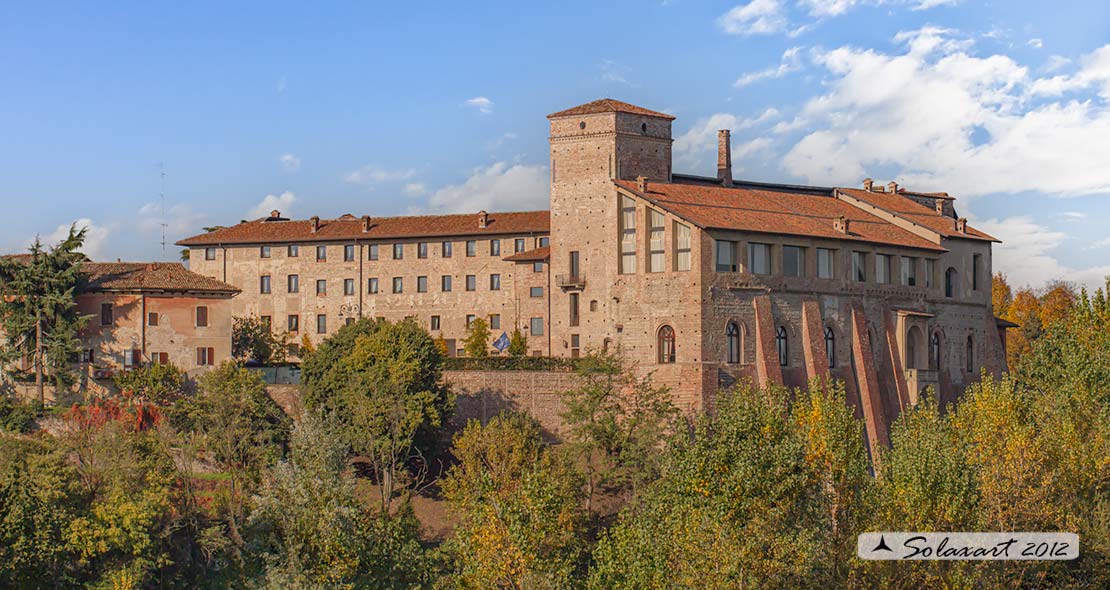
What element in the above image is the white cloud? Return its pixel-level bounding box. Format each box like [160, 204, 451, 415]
[1027, 38, 1044, 49]
[674, 109, 779, 167]
[1029, 45, 1110, 100]
[1043, 55, 1071, 73]
[772, 116, 808, 133]
[248, 191, 296, 219]
[717, 0, 787, 36]
[344, 164, 415, 188]
[912, 0, 958, 9]
[464, 96, 494, 114]
[600, 60, 635, 85]
[780, 29, 1110, 198]
[973, 215, 1110, 291]
[1054, 211, 1087, 222]
[734, 46, 803, 87]
[278, 153, 301, 172]
[403, 183, 427, 197]
[137, 202, 206, 237]
[36, 219, 111, 261]
[427, 162, 548, 213]
[1089, 237, 1110, 250]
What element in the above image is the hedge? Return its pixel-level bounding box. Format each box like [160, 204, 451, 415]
[443, 356, 582, 372]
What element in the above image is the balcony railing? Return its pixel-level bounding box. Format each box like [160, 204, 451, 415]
[556, 274, 586, 289]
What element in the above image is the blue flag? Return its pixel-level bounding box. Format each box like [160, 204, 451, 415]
[493, 332, 510, 352]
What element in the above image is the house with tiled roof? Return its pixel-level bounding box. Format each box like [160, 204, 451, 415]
[178, 98, 1009, 453]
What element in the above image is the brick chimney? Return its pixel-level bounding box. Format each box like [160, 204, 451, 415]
[478, 211, 488, 229]
[270, 209, 281, 219]
[636, 175, 648, 192]
[834, 215, 850, 234]
[717, 130, 733, 186]
[934, 198, 945, 215]
[887, 181, 899, 193]
[956, 217, 968, 233]
[863, 178, 873, 191]
[310, 216, 320, 233]
[361, 215, 372, 232]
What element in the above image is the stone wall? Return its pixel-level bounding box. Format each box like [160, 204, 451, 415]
[444, 370, 579, 440]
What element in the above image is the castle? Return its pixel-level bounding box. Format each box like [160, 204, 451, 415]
[179, 98, 1009, 453]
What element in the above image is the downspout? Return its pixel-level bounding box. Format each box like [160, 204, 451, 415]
[140, 293, 147, 361]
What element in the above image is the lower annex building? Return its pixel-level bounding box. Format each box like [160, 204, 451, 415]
[179, 98, 1010, 453]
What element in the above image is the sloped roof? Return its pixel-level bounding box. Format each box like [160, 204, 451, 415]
[615, 180, 946, 252]
[837, 188, 997, 242]
[547, 99, 675, 120]
[177, 210, 550, 247]
[82, 262, 239, 294]
[503, 245, 550, 262]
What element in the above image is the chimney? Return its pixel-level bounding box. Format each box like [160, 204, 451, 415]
[147, 262, 157, 271]
[478, 211, 488, 229]
[310, 216, 320, 233]
[361, 215, 372, 233]
[934, 198, 945, 215]
[834, 215, 851, 234]
[270, 209, 280, 219]
[956, 217, 968, 233]
[863, 178, 873, 191]
[717, 130, 733, 186]
[636, 175, 648, 192]
[887, 181, 899, 193]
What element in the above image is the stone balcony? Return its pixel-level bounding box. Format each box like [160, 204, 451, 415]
[556, 274, 586, 289]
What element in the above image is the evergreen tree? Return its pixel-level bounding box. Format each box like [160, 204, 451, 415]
[507, 327, 528, 357]
[462, 317, 490, 358]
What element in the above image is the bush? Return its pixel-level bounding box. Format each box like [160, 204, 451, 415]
[113, 363, 188, 405]
[444, 355, 581, 372]
[0, 395, 40, 433]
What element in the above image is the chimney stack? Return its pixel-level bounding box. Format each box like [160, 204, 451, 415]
[636, 175, 648, 192]
[310, 216, 320, 233]
[270, 209, 281, 219]
[863, 178, 873, 191]
[834, 215, 851, 234]
[887, 181, 899, 193]
[717, 130, 733, 186]
[478, 211, 488, 229]
[956, 217, 968, 233]
[361, 215, 372, 232]
[934, 198, 945, 216]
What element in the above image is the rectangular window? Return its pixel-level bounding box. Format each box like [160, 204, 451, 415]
[442, 275, 452, 292]
[782, 246, 805, 277]
[288, 314, 299, 332]
[316, 314, 327, 334]
[153, 352, 168, 365]
[344, 278, 355, 296]
[196, 347, 214, 366]
[569, 251, 580, 279]
[368, 277, 379, 294]
[530, 286, 544, 297]
[489, 314, 500, 329]
[748, 243, 771, 275]
[368, 244, 379, 260]
[817, 248, 835, 279]
[972, 254, 982, 290]
[393, 243, 404, 260]
[287, 274, 299, 293]
[466, 240, 476, 257]
[539, 237, 550, 247]
[287, 244, 299, 257]
[852, 252, 867, 282]
[674, 222, 691, 271]
[533, 262, 544, 273]
[417, 276, 428, 293]
[569, 293, 580, 327]
[316, 245, 327, 261]
[316, 279, 327, 296]
[101, 303, 113, 326]
[466, 275, 476, 291]
[418, 242, 428, 259]
[430, 315, 441, 330]
[489, 274, 501, 290]
[466, 314, 476, 327]
[490, 239, 500, 256]
[570, 334, 580, 358]
[619, 196, 637, 274]
[925, 259, 936, 288]
[716, 240, 737, 272]
[646, 209, 665, 272]
[344, 244, 355, 261]
[875, 254, 891, 284]
[196, 306, 208, 327]
[205, 247, 216, 260]
[393, 277, 403, 293]
[260, 245, 271, 258]
[148, 312, 158, 326]
[901, 257, 917, 286]
[530, 317, 544, 336]
[260, 275, 272, 294]
[514, 238, 525, 253]
[442, 241, 453, 257]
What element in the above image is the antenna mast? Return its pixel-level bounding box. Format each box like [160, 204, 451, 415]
[159, 161, 167, 258]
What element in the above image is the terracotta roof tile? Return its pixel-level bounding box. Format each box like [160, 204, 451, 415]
[82, 262, 239, 293]
[547, 99, 675, 120]
[615, 180, 946, 252]
[837, 188, 997, 242]
[503, 245, 550, 262]
[177, 210, 550, 247]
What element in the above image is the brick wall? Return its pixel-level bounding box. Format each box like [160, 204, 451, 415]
[443, 370, 580, 440]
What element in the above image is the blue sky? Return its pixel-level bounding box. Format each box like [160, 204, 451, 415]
[2, 1, 1109, 290]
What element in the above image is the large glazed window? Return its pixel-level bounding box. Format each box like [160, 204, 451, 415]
[657, 325, 676, 364]
[726, 322, 741, 364]
[748, 243, 771, 275]
[648, 209, 665, 272]
[620, 196, 637, 274]
[674, 222, 691, 271]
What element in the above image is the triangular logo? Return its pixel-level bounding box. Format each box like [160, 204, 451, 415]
[873, 535, 893, 552]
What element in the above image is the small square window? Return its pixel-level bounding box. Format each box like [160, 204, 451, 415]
[393, 243, 404, 260]
[205, 247, 216, 260]
[430, 316, 441, 330]
[148, 312, 158, 326]
[260, 245, 271, 258]
[344, 278, 355, 296]
[515, 238, 525, 253]
[490, 239, 500, 256]
[288, 274, 299, 293]
[344, 244, 355, 261]
[368, 278, 379, 294]
[466, 275, 476, 291]
[466, 240, 476, 257]
[530, 286, 543, 297]
[418, 242, 428, 258]
[288, 314, 300, 332]
[442, 241, 453, 258]
[369, 244, 379, 260]
[442, 275, 452, 292]
[316, 279, 327, 295]
[287, 244, 299, 257]
[316, 246, 327, 261]
[489, 274, 501, 290]
[490, 314, 500, 329]
[417, 276, 428, 293]
[533, 262, 544, 273]
[393, 277, 403, 293]
[530, 317, 544, 336]
[260, 275, 272, 294]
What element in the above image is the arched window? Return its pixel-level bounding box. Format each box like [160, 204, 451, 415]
[658, 325, 676, 364]
[906, 326, 924, 370]
[945, 267, 958, 298]
[726, 322, 741, 364]
[966, 334, 974, 373]
[824, 327, 836, 368]
[776, 326, 789, 367]
[930, 332, 941, 370]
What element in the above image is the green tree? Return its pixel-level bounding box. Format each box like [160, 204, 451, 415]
[0, 226, 89, 401]
[462, 317, 490, 358]
[559, 352, 677, 514]
[443, 412, 585, 589]
[507, 328, 527, 357]
[232, 315, 289, 364]
[112, 362, 187, 405]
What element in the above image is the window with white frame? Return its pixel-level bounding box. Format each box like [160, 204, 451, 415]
[648, 209, 665, 272]
[619, 196, 637, 274]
